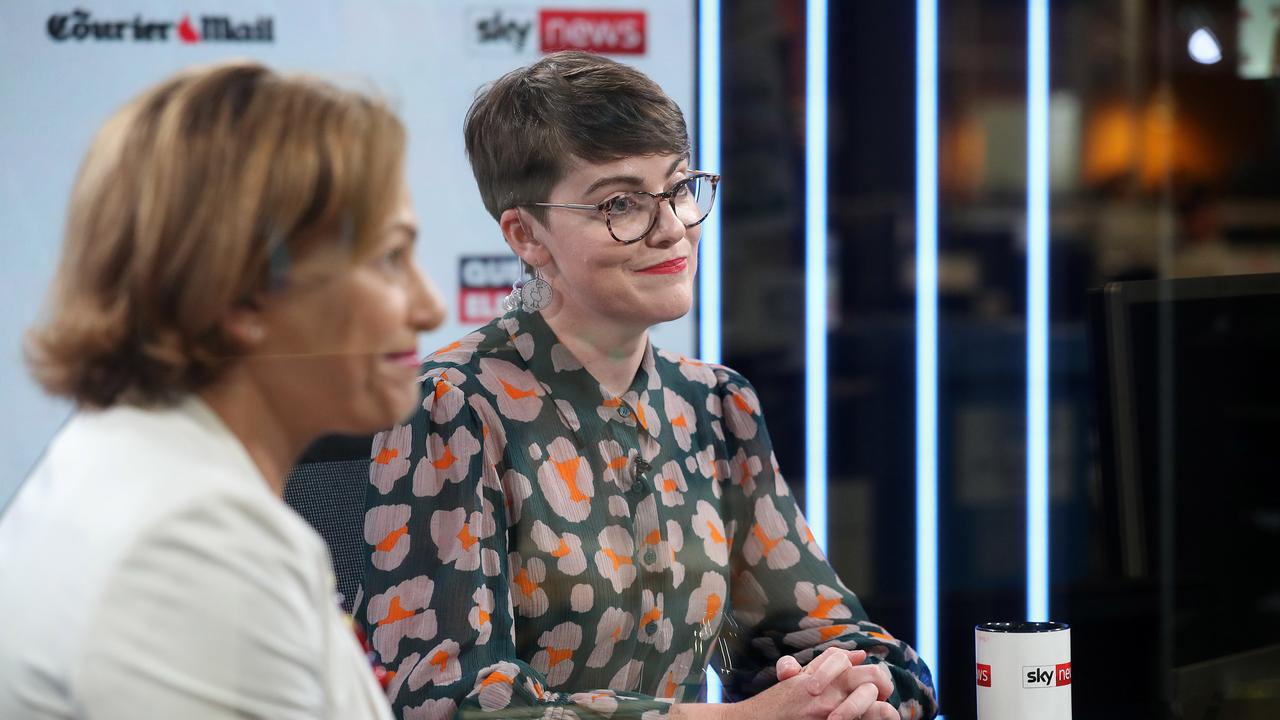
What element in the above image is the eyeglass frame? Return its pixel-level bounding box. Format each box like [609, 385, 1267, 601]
[522, 171, 721, 245]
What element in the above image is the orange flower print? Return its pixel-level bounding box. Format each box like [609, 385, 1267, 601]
[598, 439, 634, 492]
[632, 494, 661, 570]
[531, 621, 583, 686]
[655, 460, 687, 507]
[365, 503, 412, 571]
[404, 698, 457, 720]
[387, 651, 418, 704]
[500, 469, 533, 525]
[783, 623, 856, 649]
[367, 576, 437, 661]
[634, 391, 662, 436]
[570, 583, 594, 613]
[663, 388, 697, 451]
[665, 519, 686, 588]
[405, 639, 462, 690]
[427, 330, 483, 365]
[468, 587, 496, 645]
[731, 570, 769, 626]
[531, 520, 587, 575]
[550, 343, 584, 372]
[796, 582, 853, 628]
[771, 451, 790, 497]
[429, 504, 498, 573]
[659, 349, 717, 387]
[536, 436, 594, 522]
[608, 495, 629, 518]
[471, 660, 522, 711]
[743, 496, 801, 570]
[691, 500, 730, 567]
[685, 571, 727, 630]
[794, 511, 826, 559]
[657, 649, 696, 700]
[569, 691, 620, 716]
[593, 526, 637, 593]
[730, 447, 763, 497]
[723, 382, 761, 441]
[370, 424, 412, 494]
[692, 443, 729, 485]
[422, 368, 467, 423]
[586, 607, 635, 668]
[476, 358, 545, 422]
[899, 699, 927, 720]
[636, 589, 673, 652]
[468, 394, 508, 472]
[608, 659, 644, 692]
[554, 398, 581, 432]
[413, 427, 481, 497]
[496, 316, 535, 361]
[508, 553, 550, 617]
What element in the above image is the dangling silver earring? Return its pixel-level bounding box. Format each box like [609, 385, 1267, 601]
[520, 267, 553, 312]
[501, 265, 524, 313]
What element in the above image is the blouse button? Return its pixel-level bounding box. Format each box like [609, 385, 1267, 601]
[642, 549, 658, 565]
[618, 405, 632, 418]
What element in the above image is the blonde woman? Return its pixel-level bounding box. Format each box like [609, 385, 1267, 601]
[0, 61, 444, 719]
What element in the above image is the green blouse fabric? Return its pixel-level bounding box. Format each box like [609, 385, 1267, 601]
[358, 308, 937, 719]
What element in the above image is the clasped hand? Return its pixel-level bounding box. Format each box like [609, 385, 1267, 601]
[734, 647, 899, 720]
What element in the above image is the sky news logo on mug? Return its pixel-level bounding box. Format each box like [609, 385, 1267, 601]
[1022, 662, 1072, 688]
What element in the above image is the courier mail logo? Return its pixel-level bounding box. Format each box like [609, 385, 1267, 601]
[1022, 662, 1072, 688]
[47, 9, 274, 43]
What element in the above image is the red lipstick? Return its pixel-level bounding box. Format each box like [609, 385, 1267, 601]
[637, 257, 687, 275]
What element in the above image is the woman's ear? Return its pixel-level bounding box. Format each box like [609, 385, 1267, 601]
[220, 299, 268, 352]
[499, 208, 552, 269]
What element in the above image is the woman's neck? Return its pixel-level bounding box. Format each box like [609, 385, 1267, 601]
[198, 372, 309, 497]
[540, 304, 649, 397]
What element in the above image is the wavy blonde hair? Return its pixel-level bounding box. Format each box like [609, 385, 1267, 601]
[27, 60, 406, 408]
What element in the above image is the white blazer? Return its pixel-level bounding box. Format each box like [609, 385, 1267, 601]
[0, 397, 393, 720]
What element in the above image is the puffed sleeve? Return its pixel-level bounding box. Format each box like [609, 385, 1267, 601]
[714, 368, 938, 720]
[359, 365, 681, 719]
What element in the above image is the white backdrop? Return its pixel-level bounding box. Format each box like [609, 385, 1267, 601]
[0, 1, 695, 503]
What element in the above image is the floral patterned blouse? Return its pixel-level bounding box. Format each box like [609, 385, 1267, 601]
[358, 308, 937, 719]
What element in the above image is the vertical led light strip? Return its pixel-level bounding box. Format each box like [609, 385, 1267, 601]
[804, 0, 829, 550]
[1026, 0, 1051, 623]
[697, 0, 724, 703]
[915, 0, 940, 698]
[697, 0, 722, 366]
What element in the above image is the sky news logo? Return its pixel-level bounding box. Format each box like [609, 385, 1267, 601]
[459, 255, 521, 323]
[47, 9, 274, 43]
[469, 8, 646, 55]
[1022, 662, 1072, 688]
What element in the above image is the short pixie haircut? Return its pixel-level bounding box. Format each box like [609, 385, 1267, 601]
[463, 51, 691, 222]
[26, 60, 406, 408]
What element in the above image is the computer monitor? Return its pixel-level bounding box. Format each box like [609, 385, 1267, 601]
[1089, 273, 1280, 711]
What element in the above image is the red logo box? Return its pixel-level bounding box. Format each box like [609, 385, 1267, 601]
[976, 663, 992, 687]
[1055, 662, 1072, 686]
[539, 9, 646, 55]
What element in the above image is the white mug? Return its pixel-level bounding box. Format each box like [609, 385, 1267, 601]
[975, 621, 1071, 720]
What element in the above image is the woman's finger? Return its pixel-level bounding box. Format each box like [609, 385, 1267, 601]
[826, 681, 879, 720]
[776, 654, 803, 681]
[807, 648, 853, 694]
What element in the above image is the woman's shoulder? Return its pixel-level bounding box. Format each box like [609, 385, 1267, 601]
[653, 347, 757, 395]
[417, 316, 526, 379]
